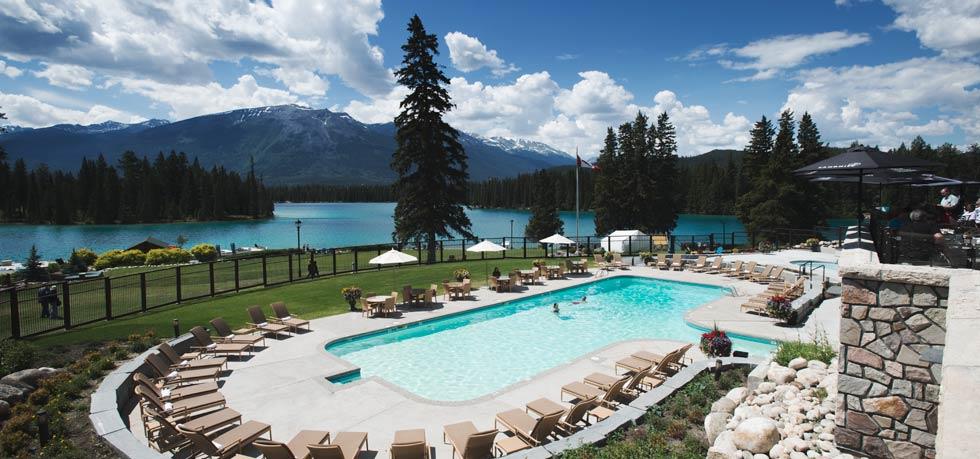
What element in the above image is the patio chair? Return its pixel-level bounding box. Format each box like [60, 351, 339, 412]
[580, 258, 590, 273]
[688, 255, 707, 271]
[424, 285, 436, 305]
[306, 431, 369, 459]
[209, 317, 266, 347]
[390, 428, 429, 459]
[670, 253, 685, 270]
[145, 352, 221, 386]
[588, 355, 672, 396]
[558, 264, 566, 278]
[612, 252, 624, 268]
[754, 266, 785, 283]
[378, 293, 397, 317]
[630, 343, 694, 373]
[560, 373, 629, 407]
[246, 305, 291, 339]
[142, 405, 241, 453]
[176, 419, 272, 459]
[135, 384, 225, 420]
[402, 285, 414, 306]
[133, 372, 218, 401]
[254, 430, 331, 459]
[736, 261, 758, 279]
[157, 342, 227, 371]
[361, 297, 376, 317]
[461, 279, 472, 299]
[524, 396, 598, 436]
[509, 271, 521, 287]
[269, 302, 311, 332]
[748, 265, 773, 282]
[720, 260, 744, 277]
[494, 407, 564, 446]
[699, 257, 724, 274]
[188, 326, 252, 358]
[488, 276, 498, 291]
[442, 421, 498, 459]
[656, 254, 669, 270]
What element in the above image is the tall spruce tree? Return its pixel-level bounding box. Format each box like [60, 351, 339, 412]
[24, 244, 47, 282]
[735, 115, 776, 236]
[593, 128, 622, 235]
[524, 170, 564, 240]
[651, 112, 679, 233]
[392, 15, 472, 263]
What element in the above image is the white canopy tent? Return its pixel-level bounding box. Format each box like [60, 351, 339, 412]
[600, 229, 650, 253]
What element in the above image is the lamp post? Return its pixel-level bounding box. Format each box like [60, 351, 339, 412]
[294, 219, 302, 250]
[510, 219, 514, 239]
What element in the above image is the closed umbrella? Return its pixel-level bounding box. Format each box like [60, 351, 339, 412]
[369, 249, 418, 296]
[466, 240, 506, 288]
[540, 233, 575, 257]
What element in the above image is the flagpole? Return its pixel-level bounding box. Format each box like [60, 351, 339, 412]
[575, 147, 580, 249]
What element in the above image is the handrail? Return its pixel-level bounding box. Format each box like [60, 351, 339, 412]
[796, 260, 826, 290]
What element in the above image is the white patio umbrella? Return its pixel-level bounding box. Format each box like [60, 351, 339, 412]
[466, 240, 506, 287]
[369, 249, 419, 295]
[540, 233, 575, 257]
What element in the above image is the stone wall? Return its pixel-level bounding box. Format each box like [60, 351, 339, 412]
[837, 260, 949, 458]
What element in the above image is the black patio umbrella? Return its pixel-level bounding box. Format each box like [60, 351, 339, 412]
[794, 146, 944, 241]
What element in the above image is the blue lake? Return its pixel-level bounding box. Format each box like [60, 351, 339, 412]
[0, 203, 744, 260]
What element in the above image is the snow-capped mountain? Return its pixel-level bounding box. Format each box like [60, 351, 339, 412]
[479, 136, 572, 159]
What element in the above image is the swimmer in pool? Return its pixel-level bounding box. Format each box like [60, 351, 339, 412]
[552, 303, 560, 314]
[572, 296, 587, 304]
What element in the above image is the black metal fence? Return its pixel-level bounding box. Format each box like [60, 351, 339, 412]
[1, 228, 849, 340]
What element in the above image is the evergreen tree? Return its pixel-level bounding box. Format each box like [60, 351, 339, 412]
[524, 170, 564, 240]
[735, 115, 776, 237]
[797, 112, 824, 165]
[24, 244, 47, 282]
[651, 112, 679, 233]
[593, 128, 622, 235]
[391, 15, 473, 263]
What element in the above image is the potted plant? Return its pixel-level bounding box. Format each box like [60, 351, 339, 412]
[766, 295, 796, 323]
[699, 324, 732, 357]
[757, 240, 774, 253]
[806, 237, 821, 252]
[452, 267, 470, 282]
[341, 286, 362, 312]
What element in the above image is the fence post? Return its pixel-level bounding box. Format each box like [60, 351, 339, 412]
[417, 242, 423, 265]
[586, 236, 591, 255]
[628, 236, 632, 256]
[288, 253, 293, 282]
[669, 235, 676, 253]
[104, 277, 113, 320]
[261, 254, 268, 286]
[208, 263, 215, 296]
[234, 259, 240, 292]
[9, 288, 20, 339]
[439, 242, 444, 263]
[352, 247, 358, 272]
[332, 249, 337, 275]
[140, 273, 147, 312]
[522, 238, 527, 258]
[462, 239, 467, 261]
[175, 266, 182, 303]
[61, 281, 72, 329]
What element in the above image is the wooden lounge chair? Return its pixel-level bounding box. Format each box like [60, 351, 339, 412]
[145, 353, 221, 386]
[612, 252, 624, 269]
[750, 265, 773, 282]
[390, 428, 429, 459]
[594, 254, 610, 271]
[525, 396, 598, 435]
[189, 326, 252, 358]
[270, 302, 311, 332]
[176, 419, 272, 459]
[246, 305, 291, 339]
[670, 253, 685, 270]
[307, 431, 369, 459]
[736, 261, 758, 279]
[656, 254, 669, 270]
[254, 430, 331, 459]
[133, 372, 218, 402]
[688, 255, 707, 271]
[136, 384, 225, 420]
[209, 317, 266, 347]
[630, 343, 694, 374]
[698, 257, 724, 274]
[588, 356, 672, 396]
[442, 421, 497, 459]
[158, 342, 227, 371]
[561, 374, 629, 407]
[142, 405, 241, 453]
[753, 266, 785, 283]
[494, 407, 563, 448]
[720, 260, 744, 277]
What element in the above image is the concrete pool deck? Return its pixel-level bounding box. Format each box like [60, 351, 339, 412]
[128, 262, 840, 458]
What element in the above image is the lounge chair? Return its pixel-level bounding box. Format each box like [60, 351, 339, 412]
[442, 421, 497, 459]
[670, 253, 685, 270]
[133, 372, 218, 402]
[254, 430, 331, 459]
[209, 317, 266, 347]
[189, 326, 252, 358]
[630, 343, 694, 374]
[594, 254, 610, 271]
[740, 278, 806, 314]
[656, 254, 669, 270]
[145, 353, 221, 385]
[720, 260, 744, 277]
[135, 384, 225, 420]
[307, 431, 369, 459]
[753, 266, 785, 283]
[736, 261, 759, 279]
[391, 428, 429, 459]
[751, 265, 773, 281]
[270, 302, 311, 332]
[560, 373, 629, 407]
[158, 342, 227, 371]
[585, 364, 665, 397]
[142, 406, 242, 453]
[688, 255, 707, 271]
[698, 257, 724, 274]
[176, 419, 272, 458]
[524, 396, 598, 435]
[494, 407, 564, 446]
[246, 305, 291, 339]
[611, 252, 624, 269]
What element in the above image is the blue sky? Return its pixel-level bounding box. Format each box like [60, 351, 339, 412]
[1, 0, 979, 157]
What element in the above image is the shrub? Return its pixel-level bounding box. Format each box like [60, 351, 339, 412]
[0, 339, 37, 376]
[190, 243, 218, 262]
[68, 248, 98, 271]
[774, 335, 836, 366]
[93, 249, 146, 269]
[144, 247, 193, 265]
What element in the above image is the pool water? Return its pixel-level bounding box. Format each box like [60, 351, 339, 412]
[326, 276, 775, 401]
[791, 260, 839, 277]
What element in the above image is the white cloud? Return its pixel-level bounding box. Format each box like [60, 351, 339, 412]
[884, 0, 980, 57]
[448, 72, 560, 137]
[781, 57, 980, 146]
[0, 91, 144, 127]
[721, 31, 870, 81]
[0, 0, 393, 96]
[107, 74, 300, 120]
[33, 63, 94, 89]
[445, 32, 518, 77]
[343, 85, 409, 124]
[0, 59, 22, 78]
[271, 67, 329, 97]
[556, 53, 580, 61]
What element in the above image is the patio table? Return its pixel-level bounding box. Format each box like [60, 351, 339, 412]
[445, 282, 464, 300]
[494, 277, 511, 292]
[519, 269, 537, 284]
[546, 265, 561, 279]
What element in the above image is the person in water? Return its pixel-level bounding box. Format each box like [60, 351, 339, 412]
[552, 303, 560, 314]
[572, 296, 587, 304]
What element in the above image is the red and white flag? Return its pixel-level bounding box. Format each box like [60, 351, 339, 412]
[577, 154, 599, 171]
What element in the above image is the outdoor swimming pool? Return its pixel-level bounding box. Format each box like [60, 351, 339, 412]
[326, 276, 776, 401]
[791, 260, 839, 277]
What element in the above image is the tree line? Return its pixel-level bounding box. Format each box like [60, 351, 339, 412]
[0, 149, 274, 224]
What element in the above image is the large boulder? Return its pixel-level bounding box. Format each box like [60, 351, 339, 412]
[767, 365, 797, 384]
[711, 397, 738, 414]
[0, 384, 26, 404]
[788, 357, 808, 370]
[0, 400, 9, 420]
[708, 430, 740, 459]
[726, 387, 750, 404]
[705, 412, 732, 444]
[795, 368, 824, 387]
[0, 367, 63, 390]
[732, 417, 782, 453]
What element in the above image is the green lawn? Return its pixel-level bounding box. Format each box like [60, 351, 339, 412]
[28, 257, 562, 347]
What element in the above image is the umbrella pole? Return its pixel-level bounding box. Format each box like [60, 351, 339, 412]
[857, 172, 864, 243]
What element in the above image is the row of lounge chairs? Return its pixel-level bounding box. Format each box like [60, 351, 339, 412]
[740, 277, 807, 315]
[439, 344, 694, 458]
[644, 255, 792, 285]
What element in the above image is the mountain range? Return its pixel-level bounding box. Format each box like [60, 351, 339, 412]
[0, 104, 576, 185]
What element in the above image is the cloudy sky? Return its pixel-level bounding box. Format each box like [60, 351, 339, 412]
[1, 0, 979, 157]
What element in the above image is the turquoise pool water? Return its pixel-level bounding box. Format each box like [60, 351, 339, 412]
[326, 276, 775, 401]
